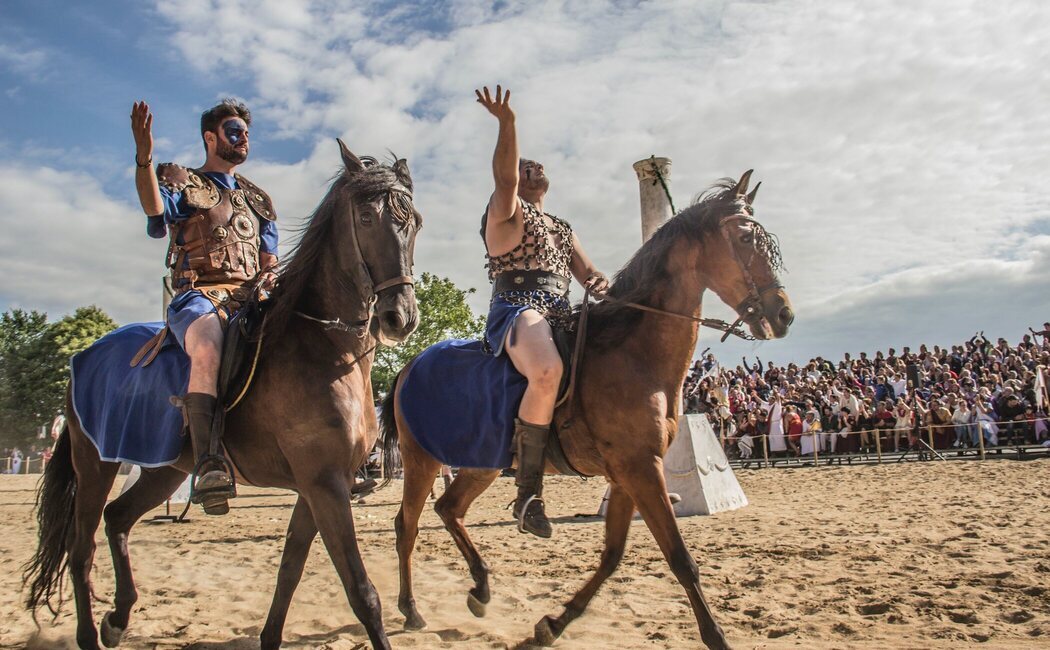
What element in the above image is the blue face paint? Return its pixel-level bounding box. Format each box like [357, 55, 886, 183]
[223, 122, 248, 145]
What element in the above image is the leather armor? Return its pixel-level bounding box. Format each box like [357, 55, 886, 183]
[157, 163, 277, 292]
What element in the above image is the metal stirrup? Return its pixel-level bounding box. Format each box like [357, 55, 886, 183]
[516, 494, 545, 534]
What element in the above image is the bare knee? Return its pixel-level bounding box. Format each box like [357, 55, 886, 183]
[525, 358, 563, 394]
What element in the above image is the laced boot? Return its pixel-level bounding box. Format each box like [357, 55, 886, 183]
[183, 392, 235, 515]
[511, 419, 552, 538]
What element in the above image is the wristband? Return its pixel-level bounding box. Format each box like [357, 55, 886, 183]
[135, 154, 152, 169]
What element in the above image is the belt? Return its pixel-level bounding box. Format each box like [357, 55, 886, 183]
[492, 270, 570, 297]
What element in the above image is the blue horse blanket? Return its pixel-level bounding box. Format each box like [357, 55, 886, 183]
[398, 339, 527, 469]
[70, 322, 190, 467]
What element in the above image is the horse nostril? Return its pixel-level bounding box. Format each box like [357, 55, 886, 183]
[382, 310, 405, 332]
[778, 306, 794, 326]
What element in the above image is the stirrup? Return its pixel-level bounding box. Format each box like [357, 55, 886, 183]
[515, 494, 544, 534]
[190, 455, 237, 503]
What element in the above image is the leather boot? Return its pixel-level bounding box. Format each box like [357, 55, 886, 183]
[511, 419, 552, 538]
[183, 392, 235, 515]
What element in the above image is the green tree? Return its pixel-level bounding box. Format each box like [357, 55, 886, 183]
[371, 272, 485, 398]
[0, 306, 117, 448]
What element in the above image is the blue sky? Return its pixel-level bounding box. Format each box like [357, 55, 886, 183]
[2, 0, 1049, 366]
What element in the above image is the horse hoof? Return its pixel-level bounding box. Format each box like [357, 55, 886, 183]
[403, 611, 427, 631]
[467, 592, 487, 617]
[100, 612, 125, 648]
[534, 616, 558, 646]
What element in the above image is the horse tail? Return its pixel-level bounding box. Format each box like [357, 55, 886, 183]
[22, 424, 76, 619]
[380, 370, 403, 481]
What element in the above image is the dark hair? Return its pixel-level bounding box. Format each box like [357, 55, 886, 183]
[200, 98, 252, 144]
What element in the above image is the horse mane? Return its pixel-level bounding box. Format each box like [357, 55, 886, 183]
[585, 179, 749, 348]
[264, 157, 409, 343]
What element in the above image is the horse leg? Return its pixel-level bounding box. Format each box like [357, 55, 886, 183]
[67, 444, 119, 650]
[533, 482, 634, 645]
[394, 450, 441, 630]
[620, 459, 732, 650]
[302, 473, 389, 650]
[433, 467, 499, 618]
[100, 466, 187, 648]
[260, 496, 318, 650]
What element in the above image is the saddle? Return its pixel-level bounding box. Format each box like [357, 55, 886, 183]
[546, 303, 593, 478]
[130, 291, 270, 412]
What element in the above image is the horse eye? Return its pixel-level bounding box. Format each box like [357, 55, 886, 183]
[741, 233, 753, 244]
[360, 211, 374, 226]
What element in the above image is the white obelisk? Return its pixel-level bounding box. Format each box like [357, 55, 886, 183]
[598, 157, 748, 517]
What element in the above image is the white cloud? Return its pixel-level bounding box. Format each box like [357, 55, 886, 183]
[0, 42, 48, 77]
[0, 165, 168, 323]
[3, 0, 1049, 364]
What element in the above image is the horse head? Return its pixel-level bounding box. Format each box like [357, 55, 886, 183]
[698, 170, 793, 340]
[335, 139, 421, 345]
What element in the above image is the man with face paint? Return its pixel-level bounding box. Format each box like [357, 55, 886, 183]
[130, 98, 279, 515]
[476, 86, 609, 538]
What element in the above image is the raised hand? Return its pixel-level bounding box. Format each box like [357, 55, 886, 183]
[130, 101, 154, 166]
[475, 85, 514, 122]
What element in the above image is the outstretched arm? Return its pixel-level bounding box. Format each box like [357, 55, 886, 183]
[477, 85, 520, 225]
[131, 101, 163, 216]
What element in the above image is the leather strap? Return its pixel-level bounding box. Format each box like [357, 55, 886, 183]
[492, 270, 570, 297]
[373, 275, 414, 293]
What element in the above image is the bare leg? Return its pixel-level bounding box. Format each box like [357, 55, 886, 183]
[433, 468, 500, 617]
[535, 483, 634, 645]
[395, 449, 441, 630]
[101, 466, 187, 647]
[505, 309, 562, 424]
[68, 439, 120, 650]
[620, 458, 732, 650]
[261, 496, 318, 650]
[184, 312, 222, 396]
[302, 473, 389, 649]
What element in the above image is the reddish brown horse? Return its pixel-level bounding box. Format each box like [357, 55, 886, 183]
[23, 142, 420, 650]
[382, 171, 792, 649]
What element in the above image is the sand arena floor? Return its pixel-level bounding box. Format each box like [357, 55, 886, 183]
[1, 459, 1047, 649]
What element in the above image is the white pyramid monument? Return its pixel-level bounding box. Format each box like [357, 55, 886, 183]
[596, 159, 750, 518]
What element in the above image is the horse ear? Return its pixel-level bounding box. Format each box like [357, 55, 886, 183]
[393, 158, 413, 191]
[337, 138, 364, 173]
[746, 181, 761, 205]
[733, 169, 754, 197]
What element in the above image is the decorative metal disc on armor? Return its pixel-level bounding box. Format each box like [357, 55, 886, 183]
[232, 214, 256, 239]
[212, 225, 229, 240]
[232, 193, 246, 207]
[206, 288, 230, 303]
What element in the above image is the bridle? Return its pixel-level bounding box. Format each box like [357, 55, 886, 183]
[295, 185, 415, 338]
[717, 213, 783, 342]
[588, 211, 781, 342]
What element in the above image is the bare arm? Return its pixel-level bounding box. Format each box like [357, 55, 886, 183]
[476, 86, 520, 225]
[131, 101, 163, 216]
[569, 232, 608, 293]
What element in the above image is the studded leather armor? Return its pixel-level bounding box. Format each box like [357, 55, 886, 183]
[157, 164, 276, 292]
[485, 199, 574, 282]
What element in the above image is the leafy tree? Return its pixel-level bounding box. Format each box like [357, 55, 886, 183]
[371, 272, 485, 398]
[0, 306, 117, 448]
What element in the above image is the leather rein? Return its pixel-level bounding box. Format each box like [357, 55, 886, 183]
[294, 186, 415, 349]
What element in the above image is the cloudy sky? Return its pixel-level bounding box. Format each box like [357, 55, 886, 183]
[2, 0, 1048, 366]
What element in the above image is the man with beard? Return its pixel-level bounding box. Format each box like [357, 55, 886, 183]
[476, 85, 608, 538]
[130, 98, 278, 515]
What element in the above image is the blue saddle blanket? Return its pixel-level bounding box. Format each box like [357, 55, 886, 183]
[70, 322, 190, 467]
[398, 339, 527, 469]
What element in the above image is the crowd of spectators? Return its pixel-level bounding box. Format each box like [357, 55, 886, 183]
[1, 444, 52, 474]
[684, 324, 1050, 459]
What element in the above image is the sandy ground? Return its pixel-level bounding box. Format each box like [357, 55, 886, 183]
[1, 460, 1047, 649]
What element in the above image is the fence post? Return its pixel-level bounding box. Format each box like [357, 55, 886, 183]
[927, 423, 936, 456]
[811, 429, 819, 464]
[875, 426, 883, 463]
[762, 433, 769, 468]
[977, 420, 986, 460]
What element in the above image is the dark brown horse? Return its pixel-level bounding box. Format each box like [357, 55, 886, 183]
[382, 171, 792, 649]
[23, 141, 421, 650]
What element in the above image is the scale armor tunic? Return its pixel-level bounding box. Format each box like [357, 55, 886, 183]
[483, 199, 575, 355]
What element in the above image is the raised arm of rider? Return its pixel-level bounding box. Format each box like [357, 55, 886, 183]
[131, 101, 163, 218]
[477, 86, 520, 225]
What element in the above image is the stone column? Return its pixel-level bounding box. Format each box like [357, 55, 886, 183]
[633, 156, 673, 243]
